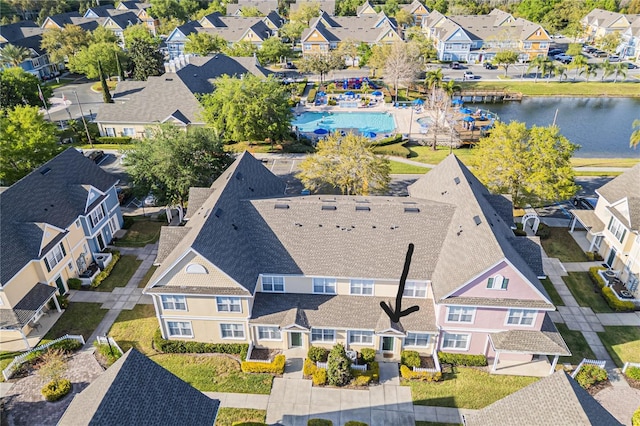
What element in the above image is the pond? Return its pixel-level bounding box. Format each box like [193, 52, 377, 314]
[475, 97, 640, 158]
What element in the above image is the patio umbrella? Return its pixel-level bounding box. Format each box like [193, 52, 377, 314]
[452, 99, 464, 105]
[372, 90, 382, 96]
[343, 79, 348, 89]
[314, 128, 329, 134]
[463, 116, 476, 122]
[460, 107, 474, 114]
[363, 131, 377, 138]
[345, 91, 355, 96]
[317, 91, 326, 96]
[413, 99, 424, 105]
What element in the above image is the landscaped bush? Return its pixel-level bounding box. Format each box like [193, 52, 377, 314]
[344, 422, 368, 426]
[282, 141, 315, 153]
[307, 88, 317, 103]
[312, 368, 327, 386]
[438, 352, 488, 367]
[589, 266, 607, 289]
[351, 361, 379, 383]
[241, 355, 285, 374]
[633, 407, 640, 426]
[351, 375, 371, 386]
[91, 250, 121, 288]
[50, 339, 82, 353]
[94, 342, 122, 367]
[308, 419, 332, 426]
[370, 134, 402, 147]
[41, 378, 72, 401]
[535, 223, 551, 239]
[602, 287, 635, 312]
[401, 350, 421, 368]
[67, 278, 82, 290]
[308, 346, 329, 362]
[96, 136, 132, 144]
[575, 364, 608, 389]
[48, 294, 68, 310]
[360, 348, 376, 364]
[372, 142, 410, 157]
[626, 366, 640, 381]
[327, 343, 352, 387]
[303, 358, 318, 377]
[586, 251, 604, 261]
[153, 328, 249, 359]
[400, 365, 443, 382]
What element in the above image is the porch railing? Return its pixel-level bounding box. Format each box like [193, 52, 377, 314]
[351, 364, 367, 371]
[622, 362, 640, 374]
[95, 335, 123, 356]
[316, 361, 328, 369]
[245, 342, 273, 363]
[571, 358, 606, 378]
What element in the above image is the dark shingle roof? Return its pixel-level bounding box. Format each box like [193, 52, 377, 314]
[0, 283, 56, 329]
[59, 349, 220, 426]
[186, 187, 215, 218]
[489, 314, 570, 355]
[0, 148, 118, 285]
[511, 236, 545, 277]
[0, 20, 41, 43]
[156, 227, 190, 264]
[463, 370, 621, 426]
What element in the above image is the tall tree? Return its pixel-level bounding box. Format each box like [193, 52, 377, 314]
[335, 0, 361, 16]
[40, 24, 91, 64]
[224, 40, 257, 57]
[289, 2, 320, 25]
[297, 132, 391, 195]
[68, 42, 128, 79]
[493, 50, 518, 77]
[123, 23, 156, 48]
[384, 42, 420, 102]
[381, 0, 399, 16]
[279, 21, 306, 47]
[98, 60, 113, 103]
[424, 68, 443, 109]
[148, 0, 187, 21]
[240, 5, 263, 16]
[199, 74, 293, 143]
[600, 59, 615, 81]
[124, 124, 234, 207]
[257, 37, 291, 64]
[527, 56, 553, 82]
[184, 32, 227, 56]
[129, 38, 164, 81]
[192, 0, 226, 19]
[631, 119, 640, 149]
[569, 54, 588, 81]
[0, 105, 61, 185]
[0, 67, 52, 110]
[473, 121, 579, 207]
[0, 43, 30, 67]
[298, 52, 343, 83]
[595, 32, 621, 53]
[395, 9, 414, 27]
[91, 26, 118, 44]
[336, 39, 359, 66]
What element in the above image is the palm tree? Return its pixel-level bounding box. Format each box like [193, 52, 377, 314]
[570, 55, 588, 81]
[424, 68, 443, 108]
[612, 62, 627, 83]
[0, 44, 30, 67]
[527, 56, 552, 83]
[601, 60, 615, 81]
[581, 63, 598, 82]
[631, 119, 640, 149]
[554, 65, 567, 82]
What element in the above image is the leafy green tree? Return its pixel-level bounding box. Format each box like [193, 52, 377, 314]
[474, 121, 579, 207]
[68, 42, 128, 79]
[98, 60, 113, 103]
[290, 2, 320, 25]
[279, 21, 306, 47]
[631, 119, 640, 149]
[424, 68, 443, 109]
[37, 349, 67, 386]
[184, 32, 227, 56]
[527, 56, 553, 82]
[368, 44, 391, 76]
[516, 0, 556, 26]
[123, 23, 157, 48]
[40, 24, 91, 64]
[326, 344, 352, 387]
[395, 9, 414, 27]
[91, 26, 118, 44]
[257, 37, 291, 64]
[565, 43, 582, 57]
[125, 124, 234, 207]
[404, 27, 437, 62]
[225, 40, 257, 57]
[595, 32, 621, 53]
[157, 17, 184, 36]
[381, 0, 399, 16]
[0, 105, 61, 185]
[148, 0, 187, 21]
[356, 42, 372, 66]
[336, 39, 358, 65]
[600, 59, 615, 81]
[199, 74, 293, 143]
[0, 43, 30, 67]
[581, 63, 599, 82]
[240, 5, 263, 16]
[192, 0, 226, 20]
[297, 132, 391, 195]
[335, 0, 361, 16]
[129, 39, 164, 81]
[299, 52, 343, 83]
[0, 67, 52, 110]
[554, 64, 567, 81]
[493, 50, 519, 77]
[626, 0, 640, 13]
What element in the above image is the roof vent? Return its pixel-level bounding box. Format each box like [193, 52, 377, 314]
[454, 177, 460, 185]
[165, 78, 173, 81]
[457, 225, 463, 236]
[232, 223, 238, 230]
[235, 172, 243, 180]
[322, 205, 337, 211]
[318, 224, 323, 227]
[404, 207, 420, 213]
[441, 190, 448, 195]
[40, 167, 51, 175]
[295, 222, 302, 227]
[356, 205, 370, 211]
[274, 203, 289, 209]
[390, 225, 399, 230]
[214, 208, 223, 218]
[473, 215, 482, 225]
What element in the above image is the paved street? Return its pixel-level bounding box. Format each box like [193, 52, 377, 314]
[47, 76, 103, 124]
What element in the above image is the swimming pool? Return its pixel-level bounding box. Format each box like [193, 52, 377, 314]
[291, 112, 396, 134]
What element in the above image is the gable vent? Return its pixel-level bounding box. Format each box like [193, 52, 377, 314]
[214, 208, 223, 218]
[355, 205, 370, 211]
[404, 207, 420, 213]
[321, 205, 337, 211]
[274, 203, 289, 209]
[40, 167, 51, 175]
[473, 215, 482, 226]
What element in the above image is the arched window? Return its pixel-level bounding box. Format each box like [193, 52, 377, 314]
[487, 274, 509, 290]
[185, 263, 208, 274]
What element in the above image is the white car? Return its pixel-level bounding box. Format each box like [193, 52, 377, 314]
[143, 194, 157, 207]
[463, 71, 475, 81]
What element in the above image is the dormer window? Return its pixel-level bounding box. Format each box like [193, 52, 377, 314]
[487, 274, 509, 290]
[185, 264, 208, 274]
[89, 203, 106, 227]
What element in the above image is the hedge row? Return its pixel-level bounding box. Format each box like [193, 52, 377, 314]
[67, 278, 82, 290]
[241, 354, 285, 374]
[153, 328, 249, 359]
[42, 379, 72, 402]
[633, 407, 640, 426]
[400, 365, 443, 382]
[575, 364, 607, 390]
[401, 350, 421, 368]
[589, 266, 607, 289]
[307, 88, 317, 103]
[95, 136, 132, 144]
[370, 134, 402, 147]
[308, 419, 332, 426]
[602, 287, 635, 312]
[91, 250, 121, 288]
[438, 352, 488, 367]
[372, 142, 410, 157]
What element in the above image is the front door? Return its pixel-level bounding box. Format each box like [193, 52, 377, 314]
[54, 275, 66, 295]
[290, 332, 302, 348]
[382, 336, 394, 352]
[606, 247, 617, 268]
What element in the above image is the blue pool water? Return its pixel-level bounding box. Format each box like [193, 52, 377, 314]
[291, 112, 396, 134]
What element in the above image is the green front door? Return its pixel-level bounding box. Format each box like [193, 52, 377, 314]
[382, 336, 394, 352]
[55, 276, 66, 295]
[290, 332, 302, 348]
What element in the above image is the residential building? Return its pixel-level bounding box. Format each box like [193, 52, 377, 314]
[0, 20, 59, 79]
[620, 16, 640, 62]
[95, 54, 271, 138]
[115, 1, 159, 35]
[400, 0, 430, 26]
[301, 11, 402, 58]
[356, 1, 377, 17]
[290, 0, 336, 16]
[581, 8, 640, 42]
[42, 8, 144, 45]
[226, 0, 279, 16]
[41, 12, 104, 32]
[0, 149, 122, 349]
[463, 370, 621, 425]
[570, 164, 640, 298]
[59, 349, 220, 425]
[145, 152, 568, 373]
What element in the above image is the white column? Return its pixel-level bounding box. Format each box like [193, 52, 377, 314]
[19, 329, 31, 350]
[52, 295, 62, 313]
[492, 351, 500, 372]
[570, 216, 577, 233]
[550, 355, 559, 375]
[589, 237, 597, 252]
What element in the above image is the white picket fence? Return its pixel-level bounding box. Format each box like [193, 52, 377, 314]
[622, 362, 640, 374]
[316, 361, 328, 369]
[571, 358, 607, 378]
[245, 342, 273, 363]
[95, 336, 124, 356]
[315, 361, 367, 371]
[2, 334, 85, 381]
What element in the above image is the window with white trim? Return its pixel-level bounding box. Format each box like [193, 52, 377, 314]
[108, 216, 119, 234]
[403, 281, 427, 298]
[487, 274, 509, 290]
[313, 278, 336, 294]
[89, 203, 106, 227]
[349, 330, 374, 345]
[161, 295, 187, 310]
[311, 328, 335, 342]
[122, 127, 135, 136]
[262, 275, 284, 292]
[507, 309, 536, 326]
[523, 42, 532, 49]
[446, 306, 476, 323]
[257, 326, 281, 340]
[167, 321, 192, 337]
[44, 242, 66, 272]
[217, 297, 241, 312]
[405, 333, 430, 347]
[105, 127, 116, 137]
[607, 217, 627, 242]
[220, 323, 245, 339]
[350, 279, 373, 295]
[442, 332, 470, 350]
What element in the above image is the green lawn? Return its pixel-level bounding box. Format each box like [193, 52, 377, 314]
[115, 218, 163, 247]
[138, 265, 158, 288]
[461, 81, 640, 97]
[406, 146, 477, 166]
[570, 158, 640, 168]
[562, 272, 613, 313]
[555, 322, 596, 366]
[541, 277, 564, 306]
[540, 227, 589, 262]
[93, 255, 142, 292]
[389, 160, 431, 174]
[0, 351, 23, 382]
[108, 305, 273, 394]
[597, 326, 640, 368]
[406, 367, 538, 409]
[215, 408, 267, 426]
[42, 302, 107, 343]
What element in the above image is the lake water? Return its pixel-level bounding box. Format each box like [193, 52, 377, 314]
[476, 97, 640, 158]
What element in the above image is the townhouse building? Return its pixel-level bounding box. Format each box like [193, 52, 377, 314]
[226, 0, 279, 16]
[400, 0, 430, 26]
[581, 8, 640, 42]
[620, 16, 640, 62]
[145, 152, 569, 374]
[0, 149, 122, 349]
[115, 1, 159, 36]
[0, 20, 58, 79]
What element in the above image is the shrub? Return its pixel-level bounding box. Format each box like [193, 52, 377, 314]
[327, 343, 352, 387]
[370, 134, 402, 147]
[513, 228, 527, 236]
[94, 342, 122, 367]
[328, 98, 337, 106]
[241, 355, 285, 374]
[153, 328, 248, 359]
[307, 88, 317, 103]
[575, 364, 608, 389]
[352, 361, 379, 383]
[633, 407, 640, 426]
[122, 216, 135, 229]
[67, 278, 82, 290]
[360, 348, 376, 364]
[401, 350, 421, 368]
[308, 419, 332, 426]
[95, 136, 132, 144]
[626, 366, 640, 381]
[345, 422, 368, 426]
[303, 358, 318, 377]
[312, 368, 327, 386]
[438, 352, 488, 367]
[48, 294, 68, 310]
[589, 266, 607, 289]
[41, 378, 72, 402]
[282, 142, 315, 153]
[50, 339, 82, 353]
[352, 375, 371, 386]
[308, 346, 329, 362]
[602, 287, 635, 312]
[91, 250, 121, 288]
[400, 365, 443, 382]
[535, 223, 551, 239]
[372, 142, 410, 157]
[586, 251, 603, 261]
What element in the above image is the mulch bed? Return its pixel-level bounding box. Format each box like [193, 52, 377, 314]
[419, 356, 436, 369]
[624, 375, 640, 390]
[586, 379, 612, 396]
[249, 348, 281, 361]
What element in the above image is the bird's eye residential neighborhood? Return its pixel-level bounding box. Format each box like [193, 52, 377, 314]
[1, 0, 640, 424]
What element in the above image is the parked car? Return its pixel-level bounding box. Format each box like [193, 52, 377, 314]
[582, 45, 596, 53]
[548, 49, 564, 57]
[593, 50, 608, 57]
[623, 62, 639, 69]
[85, 150, 104, 163]
[463, 71, 475, 80]
[572, 196, 597, 210]
[283, 62, 296, 69]
[554, 54, 573, 64]
[143, 194, 158, 207]
[483, 61, 496, 70]
[608, 55, 620, 62]
[450, 61, 461, 69]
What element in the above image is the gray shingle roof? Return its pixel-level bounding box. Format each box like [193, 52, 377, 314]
[570, 209, 605, 233]
[186, 187, 215, 218]
[596, 164, 640, 230]
[0, 20, 42, 43]
[58, 348, 220, 426]
[303, 14, 399, 44]
[250, 292, 437, 332]
[0, 283, 56, 329]
[0, 148, 118, 285]
[463, 370, 621, 426]
[156, 227, 190, 264]
[489, 314, 570, 355]
[511, 236, 544, 277]
[226, 1, 279, 15]
[440, 296, 552, 310]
